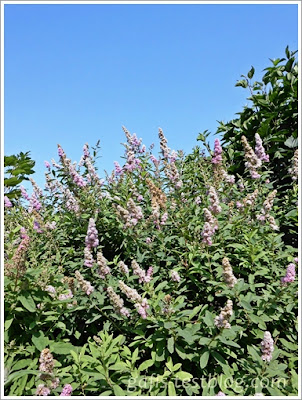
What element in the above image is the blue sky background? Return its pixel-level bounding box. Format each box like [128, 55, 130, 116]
[4, 3, 298, 190]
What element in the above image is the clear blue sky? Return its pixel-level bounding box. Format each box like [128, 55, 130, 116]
[4, 3, 298, 189]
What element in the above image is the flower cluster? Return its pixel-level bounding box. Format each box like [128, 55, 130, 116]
[81, 145, 104, 188]
[201, 208, 218, 246]
[60, 384, 73, 396]
[107, 286, 130, 317]
[281, 262, 296, 285]
[256, 190, 278, 230]
[118, 261, 129, 275]
[45, 285, 57, 298]
[119, 281, 142, 302]
[214, 299, 233, 329]
[6, 234, 30, 278]
[36, 384, 51, 396]
[84, 247, 94, 268]
[171, 270, 181, 282]
[97, 250, 111, 278]
[126, 198, 144, 225]
[241, 135, 262, 179]
[60, 186, 80, 214]
[131, 260, 153, 283]
[119, 280, 149, 318]
[35, 348, 61, 396]
[254, 133, 269, 162]
[243, 189, 259, 208]
[4, 196, 12, 208]
[85, 218, 99, 249]
[221, 168, 235, 184]
[75, 270, 94, 295]
[261, 331, 274, 362]
[39, 348, 54, 374]
[212, 138, 223, 165]
[135, 298, 149, 319]
[158, 128, 170, 159]
[208, 186, 222, 214]
[222, 257, 237, 288]
[29, 192, 42, 213]
[45, 221, 56, 230]
[57, 144, 87, 187]
[114, 198, 143, 228]
[58, 290, 73, 301]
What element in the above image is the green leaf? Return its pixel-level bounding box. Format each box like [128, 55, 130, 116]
[168, 381, 176, 396]
[4, 317, 14, 331]
[5, 370, 40, 386]
[32, 331, 49, 351]
[174, 371, 193, 381]
[279, 338, 297, 351]
[284, 136, 298, 148]
[113, 385, 125, 396]
[19, 294, 36, 313]
[138, 359, 154, 372]
[247, 66, 255, 79]
[200, 350, 210, 369]
[50, 342, 75, 354]
[167, 337, 174, 354]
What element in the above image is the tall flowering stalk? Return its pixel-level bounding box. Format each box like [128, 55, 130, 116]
[5, 234, 30, 278]
[114, 199, 143, 228]
[97, 250, 111, 278]
[214, 300, 233, 329]
[4, 196, 12, 208]
[222, 257, 237, 288]
[256, 190, 278, 230]
[81, 143, 104, 188]
[85, 218, 99, 249]
[281, 262, 296, 285]
[261, 331, 274, 362]
[254, 133, 269, 162]
[158, 128, 183, 188]
[39, 348, 54, 375]
[75, 270, 94, 295]
[60, 384, 73, 396]
[208, 186, 222, 214]
[107, 286, 130, 317]
[243, 189, 259, 208]
[118, 261, 129, 275]
[57, 144, 87, 187]
[131, 260, 153, 283]
[212, 138, 223, 165]
[201, 208, 218, 246]
[118, 280, 149, 318]
[119, 281, 142, 302]
[241, 135, 262, 179]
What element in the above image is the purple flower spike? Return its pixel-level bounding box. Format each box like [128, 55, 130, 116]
[281, 263, 296, 285]
[4, 196, 12, 208]
[212, 139, 223, 165]
[85, 218, 99, 249]
[60, 384, 73, 396]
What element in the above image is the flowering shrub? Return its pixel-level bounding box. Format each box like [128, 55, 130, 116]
[4, 120, 298, 397]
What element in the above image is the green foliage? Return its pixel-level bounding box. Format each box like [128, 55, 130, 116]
[215, 47, 298, 245]
[4, 151, 35, 200]
[4, 49, 298, 396]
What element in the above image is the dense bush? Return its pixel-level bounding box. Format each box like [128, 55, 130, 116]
[4, 117, 298, 396]
[214, 46, 298, 246]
